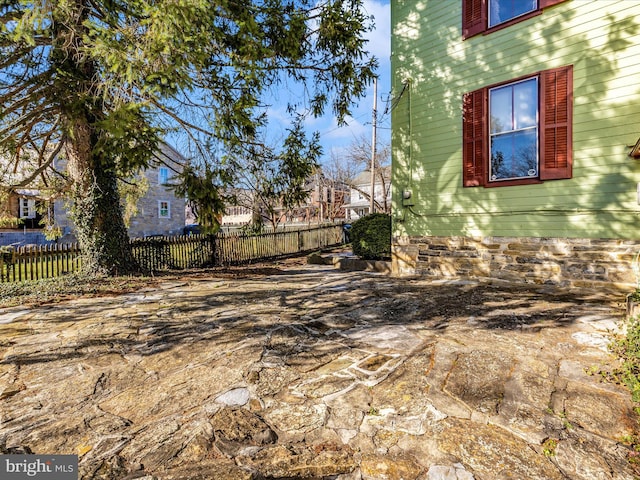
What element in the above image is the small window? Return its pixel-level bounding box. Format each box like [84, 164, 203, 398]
[159, 201, 170, 218]
[463, 0, 567, 39]
[158, 167, 169, 185]
[489, 0, 537, 28]
[19, 198, 36, 219]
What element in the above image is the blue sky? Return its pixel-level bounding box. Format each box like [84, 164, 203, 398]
[166, 0, 391, 167]
[314, 0, 391, 163]
[267, 0, 391, 166]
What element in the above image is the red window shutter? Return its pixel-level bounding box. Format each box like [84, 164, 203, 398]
[539, 0, 568, 9]
[462, 0, 486, 39]
[462, 88, 487, 187]
[540, 65, 573, 180]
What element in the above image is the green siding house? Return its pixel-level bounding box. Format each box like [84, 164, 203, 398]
[391, 0, 640, 288]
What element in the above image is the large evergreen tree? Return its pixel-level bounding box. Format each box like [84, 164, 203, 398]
[0, 0, 376, 275]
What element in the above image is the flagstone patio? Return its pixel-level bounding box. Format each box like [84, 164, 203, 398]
[0, 261, 637, 479]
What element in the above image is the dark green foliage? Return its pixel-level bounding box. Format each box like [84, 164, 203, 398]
[350, 213, 391, 260]
[0, 0, 377, 275]
[173, 163, 226, 235]
[239, 118, 321, 230]
[601, 313, 640, 471]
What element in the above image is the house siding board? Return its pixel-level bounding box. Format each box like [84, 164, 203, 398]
[392, 0, 640, 286]
[573, 120, 639, 140]
[565, 1, 631, 33]
[580, 82, 640, 107]
[432, 176, 640, 212]
[392, 0, 640, 241]
[455, 8, 634, 82]
[414, 212, 632, 242]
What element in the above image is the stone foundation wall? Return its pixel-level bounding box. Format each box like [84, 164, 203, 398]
[392, 235, 640, 290]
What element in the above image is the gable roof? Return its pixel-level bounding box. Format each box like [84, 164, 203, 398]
[351, 166, 391, 186]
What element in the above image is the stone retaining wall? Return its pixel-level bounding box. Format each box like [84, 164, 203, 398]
[392, 235, 640, 290]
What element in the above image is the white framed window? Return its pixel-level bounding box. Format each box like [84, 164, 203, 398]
[158, 201, 170, 218]
[19, 198, 36, 219]
[158, 167, 169, 185]
[489, 76, 539, 181]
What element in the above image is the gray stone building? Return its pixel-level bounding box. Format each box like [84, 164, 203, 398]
[125, 143, 186, 238]
[1, 143, 186, 245]
[343, 167, 391, 221]
[55, 143, 186, 240]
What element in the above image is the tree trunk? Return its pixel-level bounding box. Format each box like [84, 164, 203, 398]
[64, 117, 139, 276]
[53, 1, 139, 276]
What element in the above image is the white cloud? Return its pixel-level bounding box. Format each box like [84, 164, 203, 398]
[362, 0, 391, 63]
[323, 115, 369, 142]
[266, 105, 292, 126]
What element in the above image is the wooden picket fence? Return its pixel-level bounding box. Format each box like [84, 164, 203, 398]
[0, 224, 346, 282]
[0, 243, 82, 283]
[131, 224, 345, 271]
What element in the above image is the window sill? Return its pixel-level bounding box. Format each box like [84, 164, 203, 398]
[463, 10, 543, 40]
[484, 178, 543, 188]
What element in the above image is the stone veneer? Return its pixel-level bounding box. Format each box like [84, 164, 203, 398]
[392, 235, 640, 290]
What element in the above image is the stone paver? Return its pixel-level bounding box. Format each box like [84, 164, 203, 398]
[0, 262, 638, 479]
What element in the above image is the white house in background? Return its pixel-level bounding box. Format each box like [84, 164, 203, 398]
[221, 189, 254, 226]
[343, 166, 392, 221]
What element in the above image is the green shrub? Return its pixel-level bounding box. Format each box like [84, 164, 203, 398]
[608, 315, 640, 404]
[350, 213, 391, 260]
[603, 314, 640, 472]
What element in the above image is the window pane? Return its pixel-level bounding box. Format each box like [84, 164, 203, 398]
[159, 201, 170, 217]
[159, 167, 169, 184]
[20, 199, 36, 219]
[513, 78, 537, 129]
[490, 129, 538, 181]
[490, 86, 512, 134]
[489, 0, 537, 27]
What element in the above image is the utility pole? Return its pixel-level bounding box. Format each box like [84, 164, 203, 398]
[369, 77, 378, 215]
[316, 170, 321, 225]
